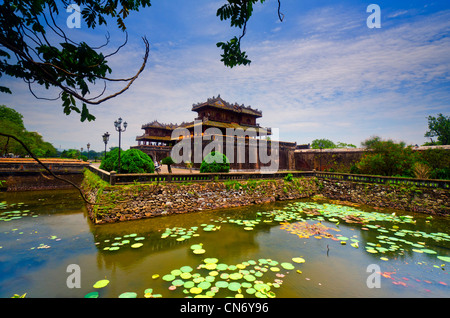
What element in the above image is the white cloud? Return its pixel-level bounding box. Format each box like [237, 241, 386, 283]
[2, 5, 449, 151]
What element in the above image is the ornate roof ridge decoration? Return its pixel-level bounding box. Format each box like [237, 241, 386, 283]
[141, 120, 179, 130]
[141, 120, 195, 130]
[192, 94, 262, 117]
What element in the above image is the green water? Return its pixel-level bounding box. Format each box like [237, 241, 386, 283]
[0, 189, 449, 298]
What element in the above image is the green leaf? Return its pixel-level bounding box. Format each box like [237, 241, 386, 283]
[93, 279, 109, 288]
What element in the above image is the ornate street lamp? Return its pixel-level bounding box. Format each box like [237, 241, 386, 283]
[114, 118, 127, 173]
[102, 132, 110, 159]
[87, 143, 90, 160]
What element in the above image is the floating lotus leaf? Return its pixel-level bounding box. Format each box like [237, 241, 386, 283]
[84, 292, 99, 298]
[244, 274, 256, 282]
[292, 257, 305, 264]
[205, 276, 215, 282]
[171, 269, 182, 276]
[162, 274, 175, 281]
[193, 276, 205, 284]
[198, 281, 211, 290]
[184, 281, 195, 289]
[131, 243, 143, 248]
[93, 279, 109, 289]
[228, 282, 241, 291]
[421, 249, 437, 254]
[180, 266, 193, 273]
[229, 273, 243, 280]
[204, 258, 219, 264]
[246, 288, 256, 295]
[172, 279, 184, 287]
[145, 288, 153, 294]
[437, 256, 450, 262]
[280, 262, 295, 270]
[254, 283, 270, 292]
[118, 292, 137, 298]
[190, 287, 202, 294]
[180, 272, 192, 279]
[216, 263, 228, 271]
[205, 263, 217, 270]
[215, 281, 229, 288]
[193, 249, 205, 254]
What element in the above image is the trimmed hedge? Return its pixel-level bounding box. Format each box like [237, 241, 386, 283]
[200, 151, 230, 173]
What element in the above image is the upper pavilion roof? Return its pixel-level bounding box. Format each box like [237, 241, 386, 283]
[191, 95, 262, 118]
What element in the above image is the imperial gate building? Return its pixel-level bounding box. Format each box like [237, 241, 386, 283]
[132, 95, 297, 171]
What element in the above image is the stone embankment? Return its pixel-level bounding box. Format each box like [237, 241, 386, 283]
[321, 180, 449, 216]
[82, 170, 449, 224]
[82, 173, 319, 224]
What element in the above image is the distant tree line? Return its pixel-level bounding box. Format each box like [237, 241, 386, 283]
[0, 105, 57, 157]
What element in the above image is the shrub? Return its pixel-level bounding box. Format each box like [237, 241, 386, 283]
[412, 162, 431, 179]
[99, 148, 123, 172]
[161, 156, 175, 173]
[100, 148, 154, 173]
[415, 148, 450, 180]
[200, 151, 230, 173]
[121, 149, 155, 173]
[356, 137, 415, 177]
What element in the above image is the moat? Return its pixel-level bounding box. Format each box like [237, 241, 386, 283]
[0, 189, 448, 298]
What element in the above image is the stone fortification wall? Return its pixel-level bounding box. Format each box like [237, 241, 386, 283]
[82, 174, 319, 224]
[82, 170, 449, 225]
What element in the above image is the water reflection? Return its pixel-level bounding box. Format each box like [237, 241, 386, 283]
[0, 190, 449, 298]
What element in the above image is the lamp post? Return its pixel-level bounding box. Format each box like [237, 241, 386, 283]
[80, 147, 83, 160]
[87, 143, 90, 161]
[114, 118, 127, 173]
[102, 132, 110, 159]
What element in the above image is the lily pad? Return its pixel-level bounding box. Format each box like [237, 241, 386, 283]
[421, 249, 437, 254]
[180, 266, 193, 273]
[118, 292, 137, 298]
[198, 281, 211, 290]
[190, 287, 202, 294]
[93, 279, 110, 289]
[292, 257, 305, 264]
[184, 281, 195, 289]
[228, 282, 241, 292]
[204, 258, 219, 264]
[280, 262, 295, 270]
[437, 256, 450, 263]
[180, 272, 192, 279]
[84, 291, 99, 298]
[215, 281, 229, 288]
[131, 243, 143, 248]
[162, 274, 175, 281]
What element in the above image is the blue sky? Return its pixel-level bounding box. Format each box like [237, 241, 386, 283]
[1, 0, 449, 151]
